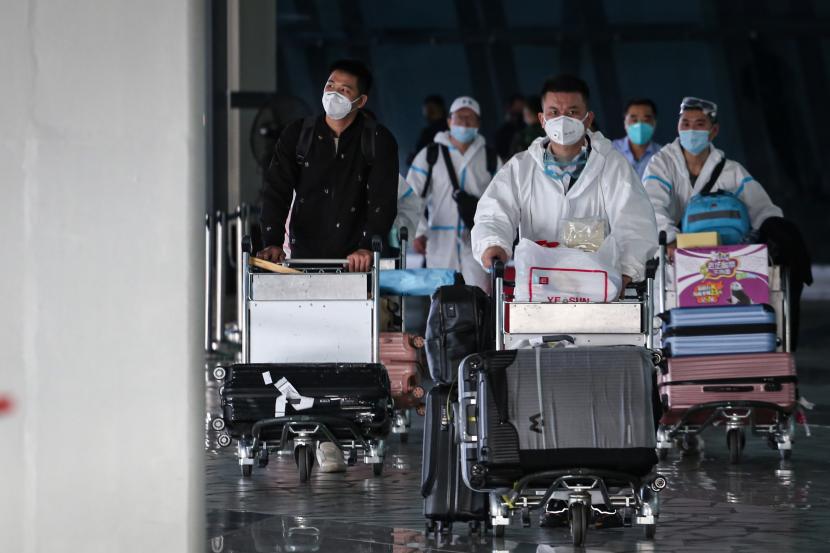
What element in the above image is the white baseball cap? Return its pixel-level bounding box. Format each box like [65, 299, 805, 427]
[450, 96, 481, 117]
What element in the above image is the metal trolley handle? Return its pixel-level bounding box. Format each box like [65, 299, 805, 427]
[239, 235, 383, 364]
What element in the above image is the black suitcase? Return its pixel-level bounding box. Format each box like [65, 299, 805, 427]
[425, 283, 492, 384]
[421, 385, 488, 533]
[221, 363, 393, 442]
[458, 347, 658, 490]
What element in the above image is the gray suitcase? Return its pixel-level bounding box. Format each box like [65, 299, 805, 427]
[458, 346, 658, 491]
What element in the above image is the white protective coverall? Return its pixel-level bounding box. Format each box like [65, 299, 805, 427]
[471, 132, 658, 282]
[642, 138, 783, 243]
[390, 174, 422, 246]
[406, 131, 502, 290]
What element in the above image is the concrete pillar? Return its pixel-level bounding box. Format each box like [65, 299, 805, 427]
[0, 1, 205, 552]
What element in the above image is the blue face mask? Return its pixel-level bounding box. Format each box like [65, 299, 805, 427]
[450, 125, 478, 144]
[626, 122, 654, 146]
[679, 129, 711, 155]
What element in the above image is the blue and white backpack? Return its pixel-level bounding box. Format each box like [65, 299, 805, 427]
[681, 158, 750, 245]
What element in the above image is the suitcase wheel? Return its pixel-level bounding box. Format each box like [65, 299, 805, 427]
[296, 444, 314, 483]
[569, 503, 589, 547]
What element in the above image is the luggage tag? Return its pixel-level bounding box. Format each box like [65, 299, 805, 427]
[262, 372, 315, 416]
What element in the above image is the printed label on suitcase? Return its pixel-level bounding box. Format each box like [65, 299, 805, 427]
[262, 372, 315, 416]
[676, 245, 769, 307]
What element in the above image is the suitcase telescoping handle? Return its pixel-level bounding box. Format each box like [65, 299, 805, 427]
[493, 259, 505, 351]
[372, 235, 382, 363]
[398, 226, 408, 269]
[240, 234, 253, 363]
[656, 230, 667, 316]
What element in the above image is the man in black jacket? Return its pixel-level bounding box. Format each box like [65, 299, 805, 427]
[258, 59, 399, 272]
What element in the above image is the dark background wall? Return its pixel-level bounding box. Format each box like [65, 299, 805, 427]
[221, 0, 830, 261]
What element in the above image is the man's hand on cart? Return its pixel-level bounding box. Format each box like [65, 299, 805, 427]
[257, 245, 286, 263]
[347, 249, 373, 272]
[413, 235, 427, 254]
[481, 246, 509, 269]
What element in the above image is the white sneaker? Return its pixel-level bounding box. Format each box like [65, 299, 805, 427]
[315, 441, 347, 473]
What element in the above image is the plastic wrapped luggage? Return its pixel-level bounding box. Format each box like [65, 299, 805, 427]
[425, 283, 492, 384]
[421, 385, 488, 533]
[662, 304, 777, 356]
[220, 363, 393, 442]
[658, 352, 797, 425]
[380, 332, 426, 410]
[458, 346, 658, 491]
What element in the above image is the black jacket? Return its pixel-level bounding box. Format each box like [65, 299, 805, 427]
[260, 113, 399, 258]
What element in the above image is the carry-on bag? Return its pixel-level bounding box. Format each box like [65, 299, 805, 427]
[380, 332, 426, 409]
[424, 282, 492, 384]
[220, 363, 392, 442]
[421, 385, 488, 533]
[662, 304, 777, 357]
[658, 352, 797, 425]
[459, 346, 658, 490]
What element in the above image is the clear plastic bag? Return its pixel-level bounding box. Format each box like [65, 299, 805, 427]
[560, 217, 607, 252]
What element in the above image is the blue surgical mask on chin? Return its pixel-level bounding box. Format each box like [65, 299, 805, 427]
[450, 125, 478, 144]
[679, 129, 711, 155]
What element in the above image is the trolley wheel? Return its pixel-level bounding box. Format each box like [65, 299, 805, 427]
[240, 464, 252, 478]
[493, 524, 505, 538]
[680, 434, 700, 453]
[569, 503, 589, 547]
[727, 429, 744, 464]
[400, 432, 409, 444]
[373, 462, 384, 476]
[521, 507, 531, 528]
[780, 448, 792, 461]
[257, 448, 269, 468]
[657, 448, 669, 461]
[643, 523, 657, 540]
[297, 445, 313, 483]
[424, 520, 436, 534]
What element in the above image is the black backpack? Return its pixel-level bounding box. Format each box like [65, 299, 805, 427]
[424, 277, 493, 385]
[421, 143, 497, 229]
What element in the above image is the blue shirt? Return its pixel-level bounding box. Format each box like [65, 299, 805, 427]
[612, 137, 661, 180]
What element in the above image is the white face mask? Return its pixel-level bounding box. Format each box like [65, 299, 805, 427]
[543, 113, 589, 146]
[322, 91, 361, 120]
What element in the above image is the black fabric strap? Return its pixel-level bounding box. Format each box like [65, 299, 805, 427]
[440, 145, 461, 193]
[360, 113, 376, 166]
[485, 145, 497, 176]
[295, 116, 316, 165]
[420, 143, 440, 198]
[700, 157, 727, 196]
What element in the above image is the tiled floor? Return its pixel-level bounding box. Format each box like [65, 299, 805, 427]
[205, 301, 830, 552]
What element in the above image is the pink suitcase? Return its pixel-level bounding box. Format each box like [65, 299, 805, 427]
[380, 332, 426, 410]
[659, 352, 797, 426]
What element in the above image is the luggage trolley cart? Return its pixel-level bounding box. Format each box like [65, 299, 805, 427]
[213, 235, 393, 481]
[455, 259, 667, 546]
[654, 231, 797, 463]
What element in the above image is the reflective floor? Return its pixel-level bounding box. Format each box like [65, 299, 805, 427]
[205, 301, 830, 552]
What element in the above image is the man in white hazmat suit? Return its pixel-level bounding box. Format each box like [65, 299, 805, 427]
[406, 96, 502, 290]
[472, 75, 658, 288]
[642, 97, 782, 259]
